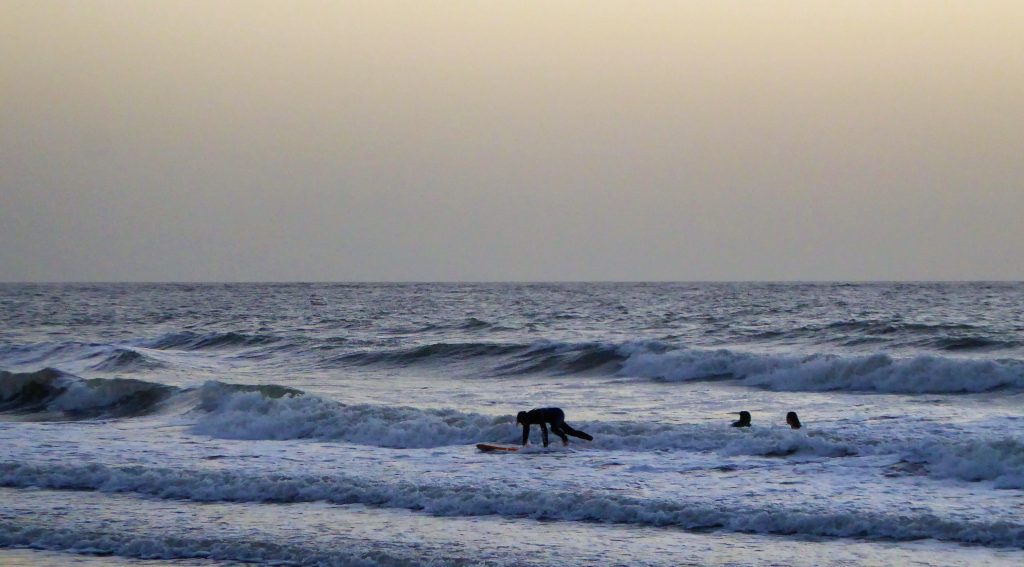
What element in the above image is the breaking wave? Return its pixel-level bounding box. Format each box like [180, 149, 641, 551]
[903, 436, 1024, 489]
[191, 383, 1024, 487]
[191, 379, 854, 456]
[2, 460, 1022, 547]
[620, 348, 1024, 394]
[5, 329, 1021, 396]
[332, 340, 629, 376]
[0, 368, 67, 410]
[0, 368, 176, 418]
[4, 370, 1024, 487]
[193, 386, 855, 457]
[319, 338, 1024, 394]
[193, 382, 513, 448]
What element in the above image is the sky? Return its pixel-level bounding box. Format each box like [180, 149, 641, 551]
[2, 1, 1022, 282]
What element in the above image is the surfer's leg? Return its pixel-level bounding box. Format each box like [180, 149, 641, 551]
[561, 422, 593, 441]
[540, 423, 549, 447]
[550, 423, 569, 445]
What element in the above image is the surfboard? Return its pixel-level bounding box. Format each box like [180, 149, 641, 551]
[476, 443, 519, 452]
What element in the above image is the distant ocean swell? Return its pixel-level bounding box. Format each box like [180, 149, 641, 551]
[3, 371, 1022, 488]
[0, 342, 166, 373]
[141, 331, 281, 351]
[735, 319, 1018, 350]
[2, 461, 1022, 548]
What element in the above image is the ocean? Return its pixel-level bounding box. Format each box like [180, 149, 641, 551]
[2, 282, 1023, 566]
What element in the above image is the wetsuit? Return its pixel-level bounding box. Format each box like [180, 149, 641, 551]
[786, 411, 802, 429]
[517, 407, 593, 447]
[732, 411, 751, 427]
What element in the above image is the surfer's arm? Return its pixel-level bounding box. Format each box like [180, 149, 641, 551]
[540, 422, 549, 447]
[521, 424, 530, 446]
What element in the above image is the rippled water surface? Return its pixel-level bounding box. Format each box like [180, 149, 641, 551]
[2, 283, 1023, 565]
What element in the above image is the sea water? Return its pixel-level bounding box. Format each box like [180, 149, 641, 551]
[1, 282, 1023, 566]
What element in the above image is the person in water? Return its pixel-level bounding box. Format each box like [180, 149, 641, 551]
[516, 407, 593, 447]
[786, 411, 802, 429]
[731, 411, 751, 427]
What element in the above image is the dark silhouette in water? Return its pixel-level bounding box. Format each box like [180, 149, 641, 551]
[732, 411, 751, 427]
[786, 411, 802, 429]
[516, 407, 593, 447]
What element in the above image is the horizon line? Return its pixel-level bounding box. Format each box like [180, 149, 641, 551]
[2, 279, 1022, 285]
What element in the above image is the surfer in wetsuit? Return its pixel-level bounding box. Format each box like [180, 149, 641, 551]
[516, 407, 593, 447]
[731, 411, 751, 427]
[786, 411, 802, 429]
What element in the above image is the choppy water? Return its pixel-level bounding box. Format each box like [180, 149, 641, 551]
[2, 282, 1024, 565]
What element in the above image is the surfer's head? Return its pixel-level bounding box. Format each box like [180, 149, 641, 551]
[732, 411, 751, 427]
[786, 411, 802, 429]
[516, 411, 528, 425]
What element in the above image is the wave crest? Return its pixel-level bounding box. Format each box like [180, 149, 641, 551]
[144, 331, 279, 351]
[620, 348, 1024, 393]
[0, 368, 176, 418]
[193, 383, 513, 447]
[89, 348, 165, 372]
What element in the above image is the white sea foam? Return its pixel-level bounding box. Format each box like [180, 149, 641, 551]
[190, 384, 1024, 487]
[192, 383, 856, 457]
[905, 437, 1024, 489]
[2, 460, 1022, 548]
[7, 372, 1016, 488]
[586, 421, 856, 457]
[193, 381, 513, 448]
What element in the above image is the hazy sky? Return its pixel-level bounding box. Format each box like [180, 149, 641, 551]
[2, 1, 1022, 281]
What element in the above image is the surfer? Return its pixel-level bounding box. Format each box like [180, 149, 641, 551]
[786, 411, 802, 429]
[516, 407, 593, 447]
[731, 411, 751, 427]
